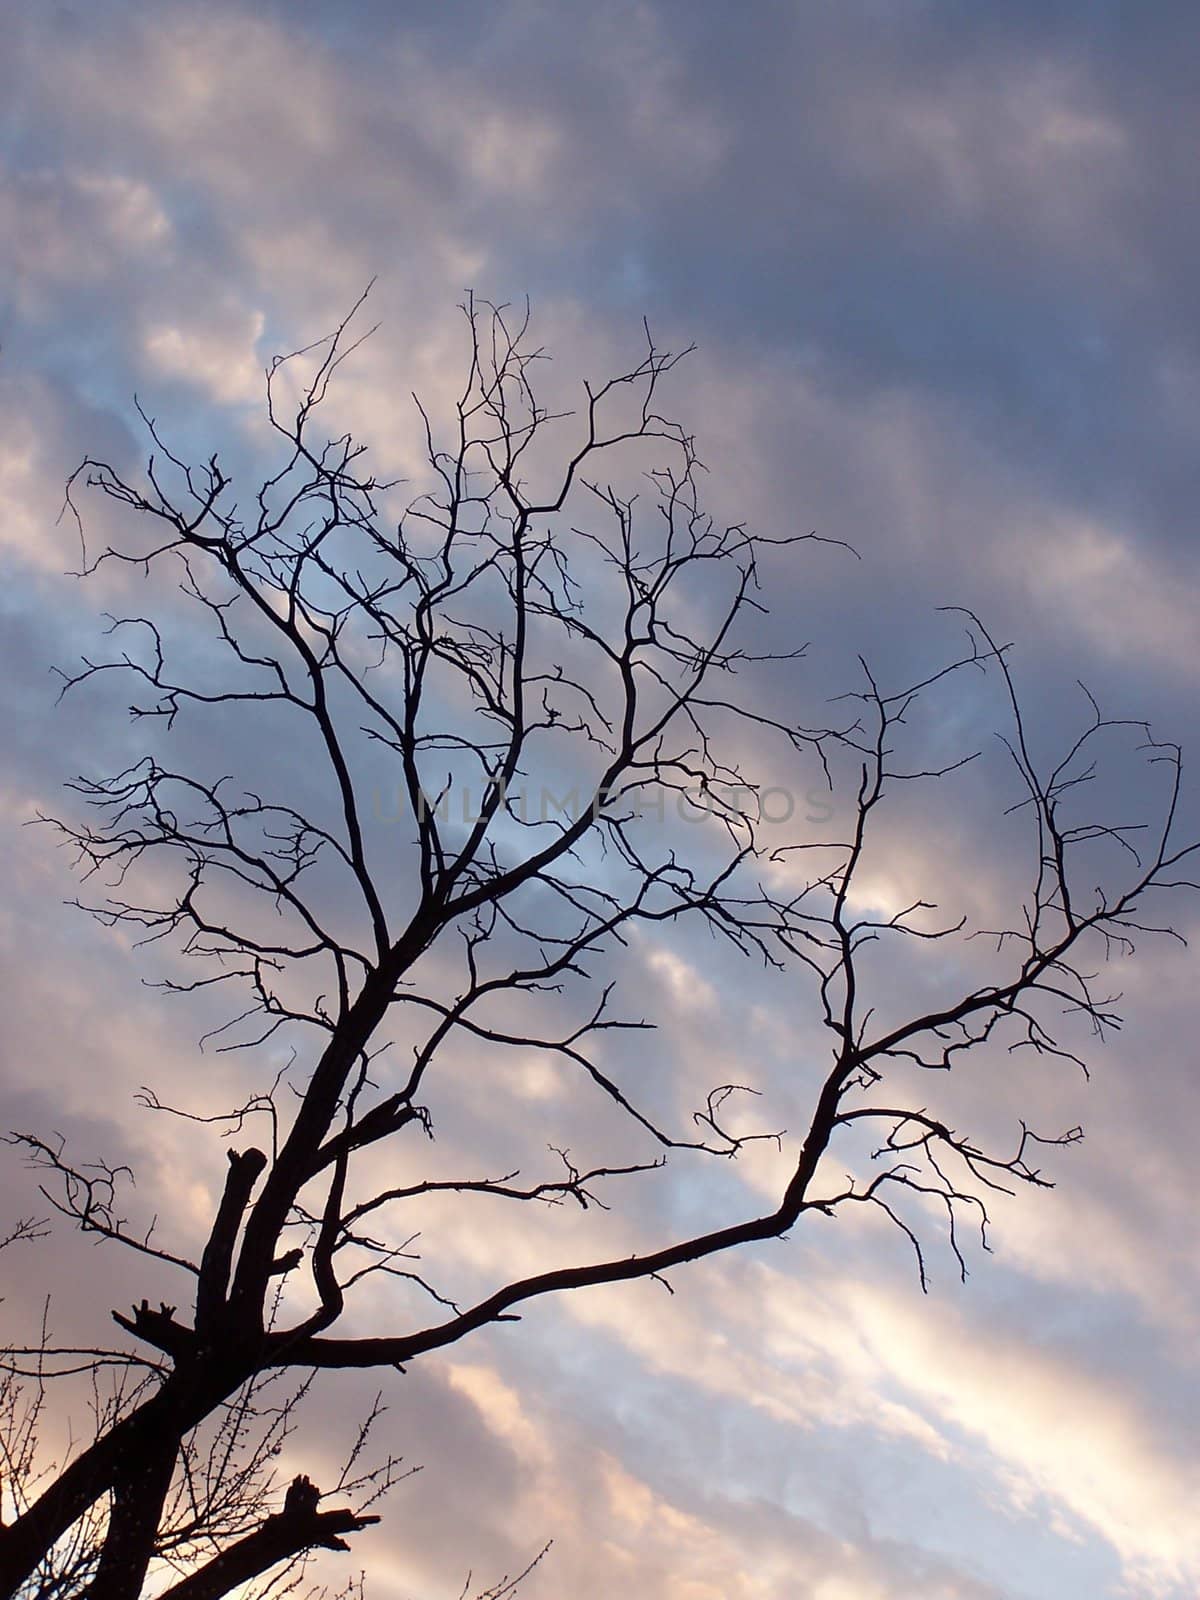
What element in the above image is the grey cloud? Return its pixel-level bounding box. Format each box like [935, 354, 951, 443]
[6, 1, 1200, 1595]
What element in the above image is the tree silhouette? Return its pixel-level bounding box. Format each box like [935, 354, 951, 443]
[2, 294, 1194, 1598]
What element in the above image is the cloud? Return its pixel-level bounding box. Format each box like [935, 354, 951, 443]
[6, 2, 1200, 1596]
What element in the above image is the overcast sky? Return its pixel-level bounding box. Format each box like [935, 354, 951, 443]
[4, 4, 1200, 1598]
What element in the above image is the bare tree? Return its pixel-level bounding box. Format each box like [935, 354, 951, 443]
[1, 292, 1194, 1598]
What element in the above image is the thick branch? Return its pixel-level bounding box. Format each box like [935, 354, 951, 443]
[156, 1476, 378, 1600]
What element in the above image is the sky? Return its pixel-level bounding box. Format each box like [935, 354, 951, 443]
[3, 2, 1200, 1597]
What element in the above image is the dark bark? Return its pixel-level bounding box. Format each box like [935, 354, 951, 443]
[89, 1441, 178, 1600]
[155, 1477, 378, 1600]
